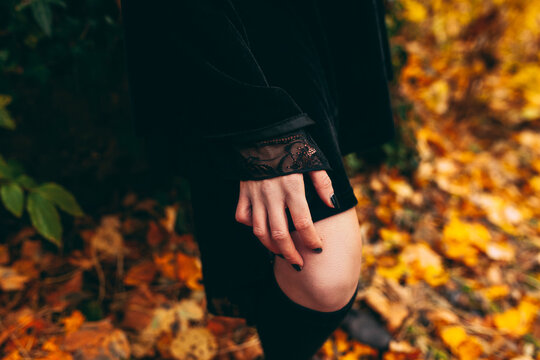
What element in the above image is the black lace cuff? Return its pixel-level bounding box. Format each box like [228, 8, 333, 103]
[231, 128, 332, 181]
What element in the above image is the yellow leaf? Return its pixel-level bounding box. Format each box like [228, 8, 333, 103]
[421, 79, 450, 115]
[440, 325, 484, 360]
[380, 228, 411, 248]
[456, 337, 484, 360]
[479, 284, 509, 301]
[493, 299, 539, 336]
[529, 176, 540, 192]
[400, 243, 449, 286]
[402, 0, 427, 23]
[531, 159, 540, 173]
[387, 177, 415, 199]
[333, 328, 350, 354]
[443, 217, 491, 251]
[440, 325, 467, 350]
[441, 217, 493, 266]
[376, 261, 408, 282]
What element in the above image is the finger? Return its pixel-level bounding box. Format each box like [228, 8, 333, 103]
[265, 197, 304, 270]
[251, 200, 281, 255]
[285, 192, 323, 252]
[308, 170, 337, 209]
[235, 186, 253, 226]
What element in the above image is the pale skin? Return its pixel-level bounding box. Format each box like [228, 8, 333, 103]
[235, 170, 363, 312]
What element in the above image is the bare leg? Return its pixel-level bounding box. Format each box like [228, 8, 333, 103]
[274, 206, 363, 312]
[253, 206, 363, 359]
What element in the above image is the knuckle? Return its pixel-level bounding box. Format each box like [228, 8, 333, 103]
[235, 209, 246, 223]
[235, 212, 244, 223]
[318, 174, 333, 189]
[294, 217, 313, 231]
[252, 226, 267, 238]
[282, 174, 302, 188]
[271, 229, 289, 241]
[260, 180, 275, 193]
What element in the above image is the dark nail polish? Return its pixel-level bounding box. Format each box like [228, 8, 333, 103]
[276, 254, 285, 259]
[291, 264, 303, 272]
[330, 193, 340, 209]
[312, 248, 323, 253]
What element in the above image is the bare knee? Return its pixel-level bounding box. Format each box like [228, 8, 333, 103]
[274, 254, 361, 312]
[302, 276, 360, 312]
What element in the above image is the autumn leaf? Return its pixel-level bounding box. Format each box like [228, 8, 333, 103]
[61, 310, 85, 334]
[176, 252, 204, 291]
[439, 325, 484, 360]
[124, 260, 157, 286]
[493, 298, 539, 337]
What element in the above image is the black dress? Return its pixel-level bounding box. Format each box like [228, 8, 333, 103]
[121, 0, 395, 324]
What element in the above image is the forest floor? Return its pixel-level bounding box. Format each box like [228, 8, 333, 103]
[2, 0, 540, 359]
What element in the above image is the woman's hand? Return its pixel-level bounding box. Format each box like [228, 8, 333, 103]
[234, 170, 336, 271]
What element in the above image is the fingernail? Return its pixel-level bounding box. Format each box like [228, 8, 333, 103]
[330, 193, 340, 209]
[291, 264, 303, 272]
[312, 248, 323, 253]
[276, 254, 285, 259]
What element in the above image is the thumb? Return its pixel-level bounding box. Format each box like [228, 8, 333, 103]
[308, 170, 338, 209]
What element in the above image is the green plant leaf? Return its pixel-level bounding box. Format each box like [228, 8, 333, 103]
[0, 162, 13, 180]
[36, 182, 84, 216]
[0, 108, 16, 130]
[15, 174, 38, 189]
[30, 0, 53, 37]
[27, 191, 62, 246]
[1, 182, 24, 217]
[5, 159, 25, 178]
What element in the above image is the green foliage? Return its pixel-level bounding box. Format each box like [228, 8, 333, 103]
[26, 190, 62, 246]
[0, 100, 84, 246]
[0, 108, 16, 130]
[30, 0, 66, 37]
[0, 159, 85, 245]
[36, 182, 84, 217]
[1, 0, 123, 88]
[1, 182, 24, 217]
[0, 96, 16, 130]
[0, 0, 108, 245]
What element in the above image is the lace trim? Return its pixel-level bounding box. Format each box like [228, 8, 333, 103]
[233, 128, 332, 180]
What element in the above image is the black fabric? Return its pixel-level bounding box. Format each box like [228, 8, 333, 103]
[120, 0, 392, 325]
[228, 128, 332, 181]
[120, 0, 396, 179]
[253, 267, 359, 360]
[186, 141, 358, 319]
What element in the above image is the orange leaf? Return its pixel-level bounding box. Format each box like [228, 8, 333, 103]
[61, 310, 85, 334]
[124, 260, 157, 286]
[176, 253, 204, 291]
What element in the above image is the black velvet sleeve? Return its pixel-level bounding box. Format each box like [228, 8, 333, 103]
[219, 127, 332, 181]
[121, 0, 326, 160]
